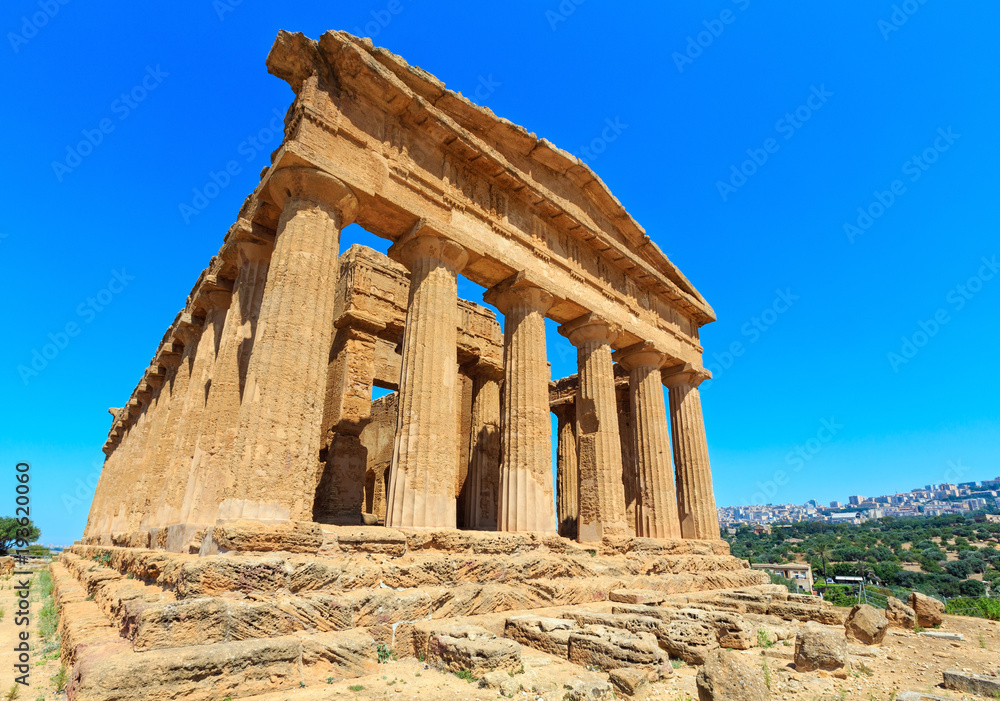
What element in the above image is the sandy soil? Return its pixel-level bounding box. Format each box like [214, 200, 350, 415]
[0, 563, 65, 700]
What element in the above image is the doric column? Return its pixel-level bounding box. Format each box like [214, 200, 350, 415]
[561, 314, 628, 542]
[617, 388, 638, 535]
[222, 166, 358, 524]
[464, 366, 501, 530]
[485, 274, 556, 533]
[552, 403, 578, 539]
[155, 286, 232, 536]
[616, 344, 682, 540]
[663, 364, 720, 540]
[183, 234, 272, 528]
[137, 321, 202, 532]
[384, 227, 468, 529]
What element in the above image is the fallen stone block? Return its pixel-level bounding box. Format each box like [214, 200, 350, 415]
[897, 692, 954, 701]
[567, 624, 666, 671]
[844, 604, 888, 645]
[563, 679, 615, 700]
[943, 669, 1000, 696]
[909, 592, 945, 628]
[505, 616, 576, 657]
[794, 622, 850, 678]
[414, 621, 521, 676]
[609, 667, 654, 699]
[918, 631, 962, 641]
[885, 596, 917, 629]
[696, 648, 770, 701]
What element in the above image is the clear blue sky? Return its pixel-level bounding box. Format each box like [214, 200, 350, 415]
[2, 1, 998, 544]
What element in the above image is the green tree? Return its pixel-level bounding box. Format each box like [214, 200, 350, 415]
[815, 544, 834, 579]
[0, 516, 41, 555]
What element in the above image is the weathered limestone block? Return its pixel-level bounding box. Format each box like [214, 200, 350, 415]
[505, 616, 577, 657]
[325, 526, 407, 556]
[426, 583, 541, 618]
[696, 649, 770, 701]
[567, 624, 667, 670]
[349, 588, 432, 627]
[768, 599, 845, 625]
[609, 667, 656, 699]
[909, 591, 945, 628]
[413, 621, 522, 676]
[844, 604, 889, 645]
[298, 629, 381, 685]
[794, 622, 849, 677]
[210, 520, 324, 553]
[943, 669, 1000, 696]
[885, 596, 917, 629]
[174, 556, 291, 597]
[610, 589, 668, 605]
[287, 558, 382, 592]
[563, 680, 616, 701]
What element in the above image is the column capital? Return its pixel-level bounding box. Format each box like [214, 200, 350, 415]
[388, 222, 469, 274]
[614, 341, 666, 372]
[661, 362, 712, 389]
[550, 400, 575, 422]
[559, 312, 620, 348]
[266, 166, 359, 225]
[483, 271, 554, 315]
[172, 314, 206, 348]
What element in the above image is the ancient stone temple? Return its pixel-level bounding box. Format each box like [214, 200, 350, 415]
[59, 30, 767, 701]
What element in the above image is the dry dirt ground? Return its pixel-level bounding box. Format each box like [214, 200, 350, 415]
[0, 563, 65, 700]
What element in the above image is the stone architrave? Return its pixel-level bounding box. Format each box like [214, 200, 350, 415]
[553, 403, 578, 539]
[384, 227, 469, 530]
[561, 313, 628, 542]
[616, 343, 682, 540]
[663, 364, 720, 541]
[222, 166, 359, 524]
[485, 273, 557, 533]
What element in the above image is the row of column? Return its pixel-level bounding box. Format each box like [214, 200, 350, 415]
[89, 163, 719, 545]
[380, 226, 720, 541]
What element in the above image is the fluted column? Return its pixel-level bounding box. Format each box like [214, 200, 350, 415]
[154, 287, 232, 535]
[485, 274, 556, 533]
[222, 167, 358, 524]
[384, 229, 468, 529]
[137, 322, 201, 532]
[663, 364, 720, 540]
[553, 403, 578, 538]
[464, 367, 501, 530]
[616, 344, 682, 540]
[617, 389, 638, 535]
[183, 235, 272, 528]
[561, 314, 628, 542]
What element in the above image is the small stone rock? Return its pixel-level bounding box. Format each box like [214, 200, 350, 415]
[908, 592, 945, 628]
[794, 622, 850, 678]
[844, 605, 889, 646]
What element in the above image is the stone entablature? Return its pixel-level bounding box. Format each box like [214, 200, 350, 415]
[87, 29, 721, 548]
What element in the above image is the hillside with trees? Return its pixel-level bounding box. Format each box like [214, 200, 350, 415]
[726, 513, 1000, 599]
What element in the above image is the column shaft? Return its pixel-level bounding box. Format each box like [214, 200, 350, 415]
[628, 361, 682, 539]
[666, 372, 720, 540]
[563, 316, 628, 542]
[223, 167, 357, 523]
[183, 240, 271, 528]
[492, 282, 556, 533]
[384, 233, 467, 529]
[464, 373, 501, 530]
[554, 404, 578, 538]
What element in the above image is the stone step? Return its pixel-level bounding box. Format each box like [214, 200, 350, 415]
[67, 543, 758, 596]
